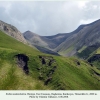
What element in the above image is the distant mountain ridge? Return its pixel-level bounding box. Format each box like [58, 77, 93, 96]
[23, 31, 61, 55]
[55, 19, 100, 56]
[23, 30, 74, 54]
[1, 19, 100, 57]
[23, 19, 100, 57]
[23, 30, 72, 49]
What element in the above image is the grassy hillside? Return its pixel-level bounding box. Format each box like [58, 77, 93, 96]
[76, 44, 100, 59]
[0, 30, 100, 90]
[0, 30, 39, 55]
[87, 48, 100, 70]
[96, 48, 100, 54]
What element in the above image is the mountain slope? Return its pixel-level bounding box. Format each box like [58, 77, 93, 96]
[23, 20, 100, 56]
[0, 30, 100, 90]
[0, 30, 38, 54]
[23, 21, 87, 50]
[23, 31, 55, 49]
[23, 30, 76, 55]
[23, 31, 60, 55]
[23, 31, 75, 49]
[55, 19, 100, 56]
[0, 20, 27, 44]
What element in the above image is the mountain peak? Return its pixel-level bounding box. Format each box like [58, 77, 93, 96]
[23, 30, 39, 36]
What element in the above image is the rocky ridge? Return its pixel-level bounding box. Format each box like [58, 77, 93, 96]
[0, 20, 27, 44]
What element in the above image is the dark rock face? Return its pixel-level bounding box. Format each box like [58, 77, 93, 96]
[89, 63, 93, 67]
[48, 59, 56, 66]
[88, 54, 100, 63]
[74, 60, 81, 66]
[76, 61, 80, 65]
[38, 55, 57, 85]
[93, 70, 100, 76]
[42, 58, 46, 65]
[15, 54, 29, 74]
[4, 26, 9, 31]
[44, 77, 52, 85]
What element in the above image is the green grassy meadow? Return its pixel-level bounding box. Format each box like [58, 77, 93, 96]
[0, 30, 100, 90]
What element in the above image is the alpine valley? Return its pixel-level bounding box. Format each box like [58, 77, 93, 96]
[0, 19, 100, 90]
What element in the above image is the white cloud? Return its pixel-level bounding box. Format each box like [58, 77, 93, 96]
[76, 1, 89, 9]
[79, 19, 98, 25]
[93, 5, 97, 9]
[0, 1, 100, 36]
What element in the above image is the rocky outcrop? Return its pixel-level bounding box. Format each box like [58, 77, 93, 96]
[38, 55, 57, 85]
[88, 54, 100, 63]
[0, 20, 27, 44]
[93, 70, 100, 76]
[15, 54, 29, 74]
[75, 60, 81, 66]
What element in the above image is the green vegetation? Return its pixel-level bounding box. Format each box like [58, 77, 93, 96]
[87, 48, 100, 70]
[0, 30, 39, 55]
[59, 46, 74, 56]
[51, 57, 100, 90]
[0, 30, 100, 90]
[96, 48, 100, 54]
[77, 46, 99, 59]
[78, 46, 87, 53]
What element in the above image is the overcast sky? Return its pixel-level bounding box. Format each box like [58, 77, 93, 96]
[0, 1, 100, 36]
